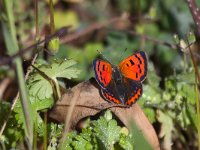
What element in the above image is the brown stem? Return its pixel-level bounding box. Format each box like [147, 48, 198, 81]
[185, 0, 200, 37]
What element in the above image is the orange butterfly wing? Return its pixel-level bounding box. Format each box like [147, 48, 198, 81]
[101, 78, 143, 106]
[93, 59, 112, 88]
[119, 51, 147, 82]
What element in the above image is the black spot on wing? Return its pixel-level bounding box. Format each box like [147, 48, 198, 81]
[104, 78, 106, 84]
[138, 51, 147, 82]
[102, 64, 105, 71]
[97, 61, 100, 71]
[100, 71, 103, 80]
[129, 59, 135, 65]
[135, 54, 142, 64]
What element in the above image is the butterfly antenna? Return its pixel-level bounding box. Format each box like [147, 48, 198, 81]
[119, 48, 127, 62]
[97, 50, 112, 62]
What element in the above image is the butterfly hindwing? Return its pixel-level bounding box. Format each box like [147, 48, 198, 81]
[124, 78, 143, 106]
[101, 89, 122, 104]
[119, 51, 147, 82]
[101, 78, 143, 107]
[93, 59, 112, 89]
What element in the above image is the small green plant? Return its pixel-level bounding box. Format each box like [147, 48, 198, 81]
[64, 110, 133, 150]
[0, 59, 81, 149]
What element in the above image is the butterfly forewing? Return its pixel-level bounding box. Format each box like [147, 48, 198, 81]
[119, 51, 147, 82]
[93, 59, 112, 89]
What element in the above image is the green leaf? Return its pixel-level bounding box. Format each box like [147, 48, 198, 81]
[14, 98, 34, 129]
[0, 102, 24, 148]
[55, 43, 103, 81]
[64, 131, 77, 150]
[142, 108, 156, 123]
[47, 123, 64, 150]
[64, 129, 96, 150]
[0, 101, 11, 127]
[28, 59, 80, 99]
[157, 110, 174, 150]
[14, 95, 54, 131]
[72, 128, 94, 150]
[62, 110, 134, 150]
[93, 116, 121, 148]
[118, 134, 134, 150]
[141, 84, 162, 104]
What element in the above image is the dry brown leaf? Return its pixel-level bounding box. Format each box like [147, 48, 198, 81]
[49, 79, 160, 150]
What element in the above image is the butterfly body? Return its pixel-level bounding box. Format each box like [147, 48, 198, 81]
[93, 51, 147, 107]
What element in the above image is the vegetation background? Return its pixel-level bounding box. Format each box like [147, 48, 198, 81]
[0, 0, 200, 150]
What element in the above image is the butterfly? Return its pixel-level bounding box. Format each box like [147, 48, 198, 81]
[93, 51, 147, 107]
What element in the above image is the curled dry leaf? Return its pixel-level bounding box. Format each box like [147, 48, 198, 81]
[49, 79, 160, 150]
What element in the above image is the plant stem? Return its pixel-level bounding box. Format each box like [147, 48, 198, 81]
[35, 0, 39, 39]
[1, 0, 33, 148]
[49, 0, 55, 34]
[33, 114, 37, 150]
[187, 35, 200, 150]
[33, 0, 39, 149]
[44, 111, 47, 150]
[195, 77, 200, 150]
[186, 0, 200, 37]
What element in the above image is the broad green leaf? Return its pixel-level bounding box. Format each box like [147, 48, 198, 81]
[28, 59, 80, 99]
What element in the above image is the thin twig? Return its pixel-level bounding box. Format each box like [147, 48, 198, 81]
[0, 16, 125, 67]
[1, 16, 183, 67]
[62, 16, 180, 50]
[0, 26, 70, 66]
